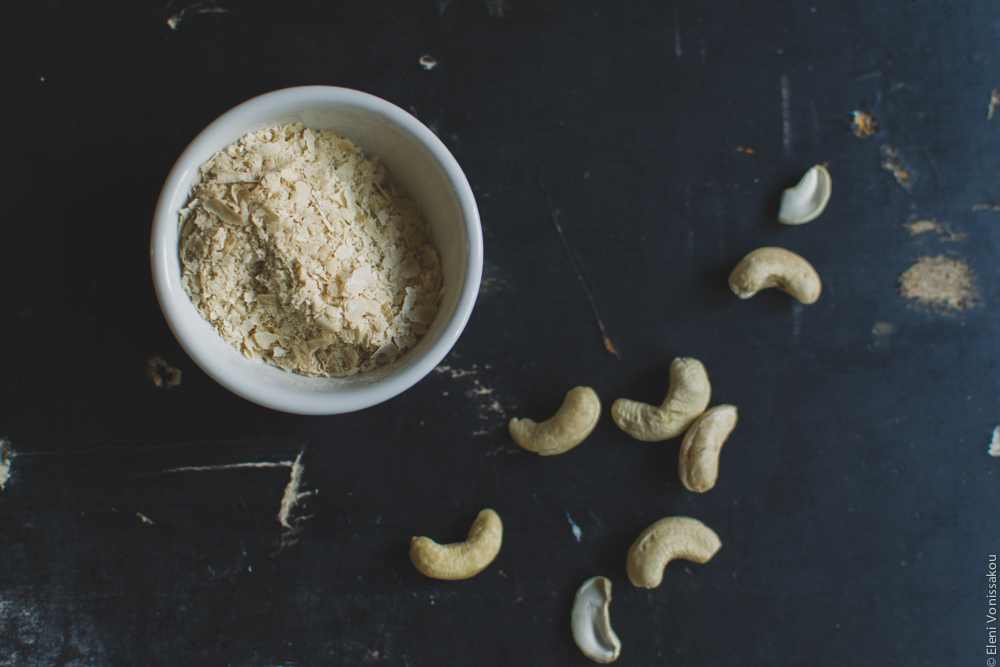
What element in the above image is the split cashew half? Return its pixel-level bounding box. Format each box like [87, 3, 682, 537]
[626, 516, 722, 589]
[678, 404, 738, 493]
[728, 247, 821, 304]
[509, 386, 601, 455]
[778, 164, 832, 225]
[409, 509, 503, 580]
[571, 576, 621, 664]
[612, 358, 711, 442]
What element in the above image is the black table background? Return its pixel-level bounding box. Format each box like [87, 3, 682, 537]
[2, 1, 999, 665]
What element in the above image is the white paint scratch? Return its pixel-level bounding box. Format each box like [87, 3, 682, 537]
[163, 460, 294, 473]
[566, 512, 583, 542]
[0, 439, 14, 490]
[167, 4, 228, 30]
[136, 512, 154, 525]
[278, 451, 313, 532]
[989, 426, 1000, 457]
[781, 74, 793, 156]
[674, 24, 683, 58]
[791, 302, 804, 340]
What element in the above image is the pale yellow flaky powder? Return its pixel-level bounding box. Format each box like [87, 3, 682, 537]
[178, 123, 443, 377]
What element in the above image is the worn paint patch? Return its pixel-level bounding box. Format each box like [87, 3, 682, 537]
[904, 219, 965, 242]
[147, 356, 182, 389]
[880, 145, 916, 189]
[871, 321, 896, 336]
[899, 255, 978, 312]
[990, 426, 1000, 457]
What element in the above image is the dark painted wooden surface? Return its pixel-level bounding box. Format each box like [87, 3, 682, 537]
[2, 1, 999, 665]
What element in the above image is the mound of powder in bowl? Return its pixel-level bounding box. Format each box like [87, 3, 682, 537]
[177, 123, 444, 377]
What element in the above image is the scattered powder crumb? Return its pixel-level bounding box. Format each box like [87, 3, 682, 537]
[989, 89, 1000, 121]
[419, 55, 438, 70]
[904, 219, 965, 242]
[871, 321, 896, 336]
[851, 111, 879, 138]
[0, 439, 13, 490]
[898, 255, 978, 312]
[179, 123, 443, 377]
[990, 426, 1000, 457]
[147, 356, 182, 389]
[880, 145, 915, 189]
[136, 513, 155, 525]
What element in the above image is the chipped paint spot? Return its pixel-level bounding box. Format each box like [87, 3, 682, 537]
[871, 321, 895, 336]
[990, 426, 1000, 457]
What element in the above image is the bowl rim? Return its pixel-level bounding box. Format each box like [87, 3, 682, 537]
[150, 85, 483, 414]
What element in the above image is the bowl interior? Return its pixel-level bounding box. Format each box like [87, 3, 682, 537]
[152, 89, 481, 414]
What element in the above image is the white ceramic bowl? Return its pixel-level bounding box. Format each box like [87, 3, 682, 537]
[151, 86, 482, 414]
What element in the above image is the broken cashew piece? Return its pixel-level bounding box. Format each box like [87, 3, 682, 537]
[778, 164, 831, 225]
[509, 386, 601, 455]
[612, 358, 711, 442]
[409, 509, 502, 580]
[679, 404, 738, 493]
[728, 247, 821, 304]
[571, 576, 621, 664]
[626, 516, 722, 589]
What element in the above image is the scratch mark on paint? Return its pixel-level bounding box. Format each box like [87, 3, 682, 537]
[781, 74, 793, 156]
[0, 439, 14, 490]
[566, 512, 583, 542]
[673, 7, 683, 58]
[278, 451, 312, 531]
[540, 171, 619, 357]
[136, 512, 154, 525]
[167, 3, 228, 30]
[163, 460, 294, 473]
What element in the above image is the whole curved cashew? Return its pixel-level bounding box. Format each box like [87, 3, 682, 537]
[571, 576, 621, 664]
[409, 509, 503, 580]
[728, 247, 821, 304]
[678, 404, 738, 493]
[509, 386, 601, 455]
[611, 358, 711, 442]
[626, 516, 721, 589]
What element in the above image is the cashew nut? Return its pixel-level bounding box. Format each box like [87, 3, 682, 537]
[409, 509, 503, 580]
[571, 576, 621, 664]
[509, 386, 601, 455]
[728, 247, 821, 304]
[778, 164, 832, 225]
[678, 404, 738, 493]
[626, 516, 722, 589]
[611, 358, 711, 442]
